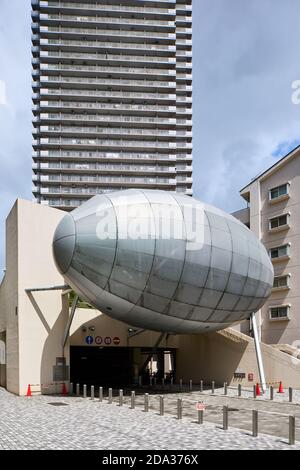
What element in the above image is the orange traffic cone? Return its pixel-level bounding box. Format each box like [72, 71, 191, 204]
[62, 383, 68, 396]
[278, 381, 284, 394]
[26, 384, 32, 397]
[256, 383, 261, 396]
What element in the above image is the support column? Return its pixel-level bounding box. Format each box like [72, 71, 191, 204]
[251, 312, 266, 394]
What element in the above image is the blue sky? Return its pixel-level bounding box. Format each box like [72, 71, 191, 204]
[1, 0, 300, 273]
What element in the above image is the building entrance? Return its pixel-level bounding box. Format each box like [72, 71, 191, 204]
[70, 346, 176, 387]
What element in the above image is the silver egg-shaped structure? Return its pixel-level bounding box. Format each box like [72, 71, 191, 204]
[53, 189, 274, 334]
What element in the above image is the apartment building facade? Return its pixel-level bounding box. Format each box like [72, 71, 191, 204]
[31, 0, 193, 210]
[235, 146, 300, 348]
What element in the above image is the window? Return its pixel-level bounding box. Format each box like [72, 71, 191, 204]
[269, 183, 289, 201]
[273, 275, 290, 289]
[269, 244, 289, 259]
[269, 306, 290, 320]
[269, 214, 289, 230]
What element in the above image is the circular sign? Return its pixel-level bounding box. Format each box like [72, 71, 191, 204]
[85, 335, 94, 345]
[196, 402, 206, 411]
[104, 336, 112, 345]
[95, 336, 103, 345]
[113, 337, 121, 345]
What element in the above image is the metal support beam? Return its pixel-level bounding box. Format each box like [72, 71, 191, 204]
[251, 312, 267, 394]
[25, 285, 69, 293]
[62, 294, 79, 349]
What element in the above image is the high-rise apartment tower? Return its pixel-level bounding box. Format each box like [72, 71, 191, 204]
[31, 0, 193, 210]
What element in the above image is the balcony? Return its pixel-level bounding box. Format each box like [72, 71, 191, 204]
[39, 13, 175, 32]
[37, 88, 177, 104]
[34, 164, 176, 177]
[40, 37, 176, 56]
[40, 75, 176, 92]
[35, 125, 177, 140]
[36, 177, 177, 193]
[39, 1, 176, 20]
[39, 62, 176, 79]
[34, 137, 177, 151]
[34, 112, 177, 129]
[34, 101, 177, 117]
[39, 50, 176, 68]
[33, 150, 177, 164]
[40, 25, 176, 44]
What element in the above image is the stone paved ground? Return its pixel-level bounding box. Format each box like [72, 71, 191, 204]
[0, 387, 299, 450]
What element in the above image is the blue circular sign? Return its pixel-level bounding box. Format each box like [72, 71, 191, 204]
[85, 335, 94, 345]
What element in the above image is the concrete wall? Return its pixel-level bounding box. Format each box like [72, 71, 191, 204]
[0, 199, 69, 395]
[0, 202, 19, 394]
[176, 328, 300, 388]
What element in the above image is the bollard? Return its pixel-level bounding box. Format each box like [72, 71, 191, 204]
[76, 383, 80, 396]
[179, 379, 183, 391]
[252, 410, 258, 437]
[69, 382, 73, 396]
[119, 389, 123, 407]
[224, 382, 228, 396]
[144, 393, 149, 412]
[131, 391, 135, 410]
[198, 410, 204, 425]
[99, 387, 103, 403]
[83, 384, 87, 399]
[91, 385, 95, 400]
[211, 381, 215, 395]
[108, 387, 113, 404]
[223, 406, 229, 431]
[177, 398, 183, 420]
[238, 384, 242, 397]
[200, 380, 203, 393]
[159, 396, 164, 416]
[289, 416, 295, 446]
[270, 385, 274, 401]
[189, 379, 193, 392]
[138, 376, 142, 387]
[253, 385, 257, 399]
[289, 387, 293, 403]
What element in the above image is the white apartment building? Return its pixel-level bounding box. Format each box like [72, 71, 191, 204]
[31, 0, 193, 210]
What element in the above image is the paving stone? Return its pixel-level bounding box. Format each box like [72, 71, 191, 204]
[0, 387, 299, 450]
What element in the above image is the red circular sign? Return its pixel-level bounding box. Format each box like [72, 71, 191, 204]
[95, 336, 103, 345]
[113, 337, 121, 345]
[104, 336, 112, 345]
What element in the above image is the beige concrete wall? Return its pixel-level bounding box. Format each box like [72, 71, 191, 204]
[0, 199, 69, 395]
[176, 328, 300, 388]
[17, 200, 69, 395]
[0, 202, 19, 394]
[70, 308, 180, 350]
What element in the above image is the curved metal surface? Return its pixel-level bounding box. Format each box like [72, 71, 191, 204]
[52, 189, 274, 334]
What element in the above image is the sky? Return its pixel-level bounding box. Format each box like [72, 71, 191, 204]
[0, 0, 300, 273]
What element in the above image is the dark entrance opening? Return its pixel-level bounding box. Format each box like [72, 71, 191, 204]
[70, 346, 176, 388]
[70, 346, 133, 387]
